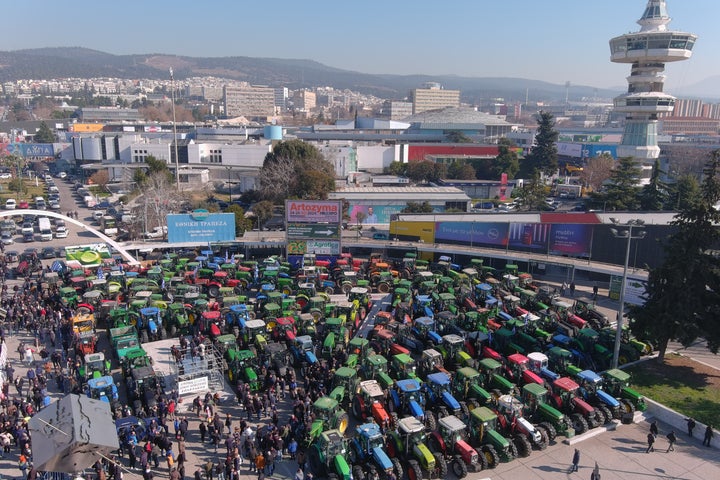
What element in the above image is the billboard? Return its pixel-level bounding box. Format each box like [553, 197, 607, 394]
[4, 143, 54, 157]
[435, 222, 509, 247]
[65, 244, 112, 267]
[508, 223, 550, 251]
[349, 203, 444, 224]
[287, 240, 341, 255]
[167, 211, 236, 243]
[549, 224, 593, 257]
[286, 200, 342, 223]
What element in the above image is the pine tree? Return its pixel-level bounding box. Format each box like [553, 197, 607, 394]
[521, 111, 558, 178]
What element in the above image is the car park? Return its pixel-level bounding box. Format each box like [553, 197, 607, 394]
[4, 199, 16, 210]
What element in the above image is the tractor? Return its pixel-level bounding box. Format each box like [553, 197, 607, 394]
[573, 369, 621, 423]
[477, 358, 516, 395]
[572, 297, 609, 330]
[386, 416, 445, 480]
[494, 394, 548, 454]
[137, 307, 166, 343]
[360, 354, 394, 390]
[466, 407, 514, 466]
[307, 429, 352, 480]
[351, 380, 393, 431]
[429, 414, 488, 478]
[424, 372, 469, 420]
[321, 317, 350, 358]
[520, 382, 573, 441]
[505, 353, 546, 387]
[348, 423, 401, 480]
[165, 303, 190, 337]
[601, 368, 646, 414]
[86, 375, 122, 418]
[346, 337, 372, 368]
[79, 352, 112, 382]
[547, 377, 600, 434]
[306, 397, 350, 446]
[389, 378, 437, 431]
[226, 348, 260, 392]
[437, 334, 474, 369]
[451, 366, 493, 409]
[289, 335, 318, 373]
[262, 342, 291, 378]
[329, 367, 360, 410]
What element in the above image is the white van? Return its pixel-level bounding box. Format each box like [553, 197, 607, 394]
[38, 217, 53, 241]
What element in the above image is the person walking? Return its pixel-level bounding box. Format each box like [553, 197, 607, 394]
[646, 432, 655, 453]
[590, 462, 601, 480]
[666, 430, 676, 452]
[592, 283, 599, 300]
[569, 281, 576, 298]
[703, 425, 714, 447]
[570, 448, 580, 472]
[686, 418, 696, 437]
[199, 421, 207, 443]
[650, 420, 658, 438]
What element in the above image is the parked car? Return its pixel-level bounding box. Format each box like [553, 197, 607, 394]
[0, 172, 12, 179]
[40, 247, 58, 259]
[1, 232, 14, 245]
[4, 199, 16, 210]
[4, 250, 19, 262]
[18, 201, 29, 209]
[144, 226, 168, 239]
[21, 223, 34, 235]
[49, 201, 61, 210]
[55, 226, 69, 238]
[23, 232, 34, 243]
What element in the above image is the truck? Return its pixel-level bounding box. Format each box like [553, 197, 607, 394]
[38, 217, 53, 241]
[101, 215, 118, 237]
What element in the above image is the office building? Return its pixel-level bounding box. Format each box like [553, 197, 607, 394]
[223, 85, 276, 118]
[411, 82, 460, 114]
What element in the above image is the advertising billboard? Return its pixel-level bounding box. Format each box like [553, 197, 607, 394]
[65, 244, 112, 267]
[549, 224, 593, 257]
[167, 211, 236, 243]
[286, 200, 342, 224]
[508, 223, 550, 251]
[435, 222, 509, 247]
[4, 143, 54, 157]
[348, 204, 429, 224]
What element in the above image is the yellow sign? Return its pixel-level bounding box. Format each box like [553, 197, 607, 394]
[71, 123, 105, 132]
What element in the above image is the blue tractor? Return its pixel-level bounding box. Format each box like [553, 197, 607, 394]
[390, 378, 437, 432]
[224, 304, 251, 336]
[348, 423, 402, 480]
[424, 372, 470, 420]
[137, 307, 166, 343]
[574, 369, 621, 423]
[87, 375, 121, 418]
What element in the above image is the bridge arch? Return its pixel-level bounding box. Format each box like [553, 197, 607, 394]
[0, 209, 139, 265]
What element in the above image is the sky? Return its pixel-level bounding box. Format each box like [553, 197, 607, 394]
[2, 0, 718, 92]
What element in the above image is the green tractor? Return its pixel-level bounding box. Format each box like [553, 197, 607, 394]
[329, 366, 360, 410]
[165, 303, 191, 337]
[79, 352, 112, 382]
[227, 348, 260, 392]
[451, 366, 494, 408]
[390, 353, 419, 380]
[321, 317, 350, 358]
[307, 429, 352, 480]
[360, 354, 394, 390]
[477, 358, 516, 394]
[306, 396, 350, 446]
[386, 416, 446, 480]
[467, 406, 515, 466]
[520, 383, 573, 440]
[601, 368, 647, 414]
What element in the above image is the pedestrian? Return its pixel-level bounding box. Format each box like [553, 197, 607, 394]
[592, 283, 599, 300]
[255, 452, 265, 476]
[703, 425, 714, 447]
[666, 430, 676, 452]
[590, 462, 601, 480]
[650, 420, 658, 438]
[686, 417, 696, 437]
[225, 413, 232, 435]
[569, 281, 576, 297]
[199, 421, 207, 443]
[570, 448, 580, 473]
[646, 432, 655, 453]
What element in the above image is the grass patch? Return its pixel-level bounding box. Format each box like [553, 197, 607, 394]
[627, 353, 720, 426]
[0, 178, 47, 202]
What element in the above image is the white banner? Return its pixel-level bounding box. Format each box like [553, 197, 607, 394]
[178, 376, 209, 395]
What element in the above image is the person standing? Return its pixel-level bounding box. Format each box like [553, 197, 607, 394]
[650, 420, 658, 438]
[592, 283, 599, 300]
[569, 281, 576, 298]
[686, 418, 696, 437]
[703, 425, 714, 447]
[590, 462, 601, 480]
[646, 432, 655, 453]
[570, 448, 580, 472]
[199, 421, 207, 443]
[666, 430, 676, 452]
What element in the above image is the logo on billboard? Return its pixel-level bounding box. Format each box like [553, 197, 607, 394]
[286, 200, 341, 223]
[190, 209, 210, 221]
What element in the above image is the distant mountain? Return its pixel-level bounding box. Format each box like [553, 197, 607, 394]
[0, 47, 628, 102]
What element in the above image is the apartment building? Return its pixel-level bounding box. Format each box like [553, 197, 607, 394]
[223, 85, 276, 118]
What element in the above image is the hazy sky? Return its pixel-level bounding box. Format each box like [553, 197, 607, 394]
[2, 0, 717, 91]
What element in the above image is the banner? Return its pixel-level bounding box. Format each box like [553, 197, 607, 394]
[286, 200, 341, 223]
[178, 376, 209, 395]
[435, 222, 509, 247]
[508, 223, 550, 250]
[167, 212, 236, 243]
[549, 224, 592, 257]
[65, 244, 111, 266]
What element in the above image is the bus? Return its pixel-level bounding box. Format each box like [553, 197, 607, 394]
[101, 215, 118, 237]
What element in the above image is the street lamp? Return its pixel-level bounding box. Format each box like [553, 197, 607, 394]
[609, 218, 647, 368]
[170, 68, 180, 189]
[225, 166, 232, 202]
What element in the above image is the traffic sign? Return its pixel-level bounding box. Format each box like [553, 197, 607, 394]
[287, 223, 340, 239]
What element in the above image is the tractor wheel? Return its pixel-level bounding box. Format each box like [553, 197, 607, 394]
[480, 445, 500, 469]
[352, 465, 365, 480]
[208, 286, 220, 298]
[425, 411, 437, 432]
[391, 457, 403, 480]
[389, 412, 399, 430]
[459, 401, 469, 419]
[247, 311, 256, 320]
[620, 399, 636, 415]
[386, 438, 397, 458]
[476, 448, 489, 470]
[325, 286, 335, 296]
[539, 421, 557, 442]
[234, 286, 244, 295]
[468, 399, 480, 410]
[328, 473, 338, 480]
[140, 330, 149, 344]
[598, 405, 613, 424]
[352, 397, 362, 420]
[438, 406, 449, 419]
[169, 325, 177, 338]
[335, 412, 349, 434]
[534, 425, 550, 450]
[433, 452, 447, 479]
[160, 327, 167, 340]
[513, 435, 532, 458]
[570, 413, 589, 434]
[586, 411, 601, 429]
[377, 282, 390, 294]
[308, 446, 325, 476]
[507, 439, 518, 460]
[366, 465, 379, 480]
[341, 283, 352, 294]
[408, 460, 422, 480]
[451, 457, 468, 479]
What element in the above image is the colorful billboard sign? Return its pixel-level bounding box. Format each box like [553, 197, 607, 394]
[4, 143, 54, 157]
[167, 212, 236, 243]
[286, 200, 342, 224]
[508, 223, 550, 250]
[287, 223, 340, 240]
[349, 204, 443, 224]
[435, 222, 509, 247]
[549, 224, 593, 257]
[287, 239, 341, 255]
[65, 244, 112, 267]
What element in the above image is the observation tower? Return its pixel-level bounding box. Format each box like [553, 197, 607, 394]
[609, 0, 697, 181]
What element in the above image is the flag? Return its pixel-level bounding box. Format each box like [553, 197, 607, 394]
[96, 267, 104, 280]
[225, 250, 229, 264]
[161, 278, 166, 290]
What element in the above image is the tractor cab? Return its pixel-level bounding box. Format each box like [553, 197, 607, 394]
[80, 352, 111, 380]
[478, 358, 515, 394]
[272, 316, 297, 342]
[452, 366, 493, 406]
[244, 319, 268, 350]
[87, 375, 119, 406]
[507, 353, 545, 386]
[60, 286, 79, 307]
[413, 316, 442, 345]
[361, 354, 394, 389]
[391, 353, 418, 380]
[439, 334, 473, 368]
[418, 348, 450, 378]
[346, 337, 371, 368]
[329, 367, 359, 408]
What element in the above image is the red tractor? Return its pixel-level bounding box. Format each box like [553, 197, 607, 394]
[351, 380, 393, 431]
[429, 415, 488, 478]
[505, 353, 546, 387]
[547, 377, 601, 434]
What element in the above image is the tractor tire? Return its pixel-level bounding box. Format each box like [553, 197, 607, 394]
[598, 405, 613, 424]
[325, 286, 335, 296]
[534, 425, 550, 450]
[620, 399, 636, 415]
[389, 412, 399, 430]
[335, 412, 349, 434]
[366, 465, 379, 480]
[140, 330, 149, 344]
[425, 411, 437, 432]
[377, 282, 390, 294]
[208, 286, 220, 298]
[308, 446, 324, 476]
[386, 438, 398, 458]
[169, 325, 177, 338]
[352, 397, 363, 420]
[539, 421, 557, 442]
[586, 411, 601, 429]
[459, 401, 470, 419]
[433, 452, 447, 479]
[513, 435, 532, 458]
[480, 445, 500, 469]
[391, 457, 403, 480]
[570, 413, 589, 434]
[438, 406, 449, 419]
[451, 457, 468, 479]
[160, 327, 167, 340]
[352, 465, 365, 480]
[468, 399, 480, 410]
[476, 448, 489, 470]
[408, 460, 423, 480]
[508, 439, 519, 460]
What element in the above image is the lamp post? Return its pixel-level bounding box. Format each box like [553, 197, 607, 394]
[225, 166, 232, 202]
[609, 218, 646, 368]
[170, 68, 180, 189]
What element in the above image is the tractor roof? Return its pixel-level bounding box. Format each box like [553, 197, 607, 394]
[140, 307, 160, 315]
[314, 396, 339, 411]
[443, 334, 464, 345]
[265, 342, 287, 354]
[422, 349, 442, 360]
[356, 422, 382, 439]
[84, 352, 105, 363]
[427, 372, 451, 386]
[477, 283, 493, 292]
[245, 319, 267, 329]
[359, 380, 384, 398]
[577, 370, 602, 383]
[414, 316, 434, 327]
[603, 368, 630, 382]
[349, 337, 369, 348]
[366, 355, 387, 366]
[276, 316, 294, 326]
[527, 352, 547, 363]
[478, 358, 502, 369]
[334, 367, 357, 379]
[296, 335, 313, 344]
[522, 382, 548, 396]
[325, 317, 342, 326]
[439, 415, 466, 433]
[321, 429, 344, 444]
[508, 353, 529, 365]
[393, 353, 414, 364]
[398, 416, 425, 434]
[87, 376, 115, 389]
[396, 378, 421, 393]
[554, 377, 580, 392]
[457, 366, 480, 379]
[350, 286, 367, 294]
[471, 406, 497, 423]
[202, 310, 221, 320]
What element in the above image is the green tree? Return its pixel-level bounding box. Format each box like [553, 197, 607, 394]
[385, 161, 406, 176]
[34, 122, 56, 143]
[672, 174, 700, 211]
[406, 161, 444, 184]
[591, 157, 642, 211]
[252, 200, 274, 230]
[639, 159, 670, 211]
[446, 161, 477, 180]
[258, 140, 335, 201]
[492, 138, 520, 179]
[520, 111, 559, 177]
[514, 174, 548, 211]
[224, 204, 250, 236]
[630, 150, 720, 361]
[401, 201, 434, 213]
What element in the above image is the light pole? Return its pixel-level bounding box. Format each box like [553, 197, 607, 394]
[609, 218, 647, 368]
[170, 68, 180, 189]
[225, 166, 232, 202]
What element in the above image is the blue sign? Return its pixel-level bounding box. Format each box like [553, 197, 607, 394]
[435, 221, 509, 247]
[167, 212, 236, 243]
[6, 143, 55, 157]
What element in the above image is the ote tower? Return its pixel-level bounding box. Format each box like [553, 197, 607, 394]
[609, 0, 697, 182]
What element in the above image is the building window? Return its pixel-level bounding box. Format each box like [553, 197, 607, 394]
[209, 149, 222, 163]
